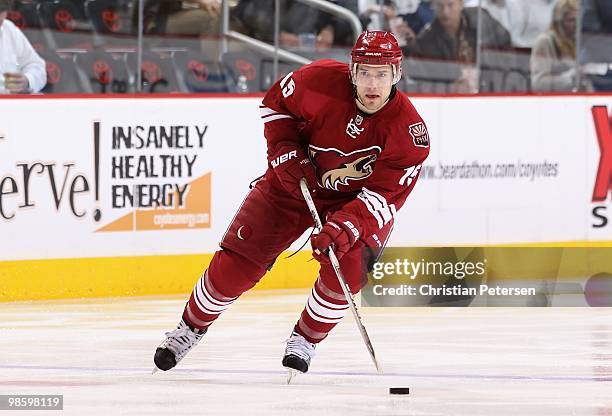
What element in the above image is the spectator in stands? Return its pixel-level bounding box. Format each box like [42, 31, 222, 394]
[400, 0, 434, 34]
[583, 0, 612, 32]
[512, 0, 557, 47]
[581, 0, 612, 54]
[360, 1, 393, 33]
[0, 0, 46, 93]
[360, 0, 414, 46]
[463, 0, 557, 47]
[464, 0, 528, 46]
[234, 0, 357, 50]
[531, 0, 590, 91]
[325, 0, 359, 47]
[589, 0, 612, 32]
[138, 0, 221, 36]
[411, 0, 510, 92]
[580, 0, 612, 90]
[413, 0, 511, 59]
[360, 0, 433, 47]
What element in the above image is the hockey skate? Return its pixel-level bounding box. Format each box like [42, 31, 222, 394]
[153, 318, 206, 373]
[282, 331, 316, 384]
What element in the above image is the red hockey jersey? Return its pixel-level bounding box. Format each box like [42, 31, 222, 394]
[260, 59, 430, 242]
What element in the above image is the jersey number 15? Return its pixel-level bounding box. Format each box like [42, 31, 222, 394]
[280, 72, 295, 98]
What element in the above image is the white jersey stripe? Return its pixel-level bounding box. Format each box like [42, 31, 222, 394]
[262, 114, 293, 123]
[185, 306, 214, 327]
[307, 298, 346, 320]
[194, 283, 228, 313]
[193, 276, 235, 314]
[358, 187, 396, 229]
[305, 302, 344, 324]
[193, 289, 221, 315]
[259, 106, 279, 117]
[315, 277, 347, 302]
[311, 287, 348, 311]
[200, 280, 234, 307]
[307, 292, 348, 320]
[363, 187, 385, 206]
[203, 272, 238, 302]
[358, 193, 384, 228]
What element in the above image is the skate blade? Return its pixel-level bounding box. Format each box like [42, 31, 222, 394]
[152, 367, 159, 375]
[285, 368, 302, 384]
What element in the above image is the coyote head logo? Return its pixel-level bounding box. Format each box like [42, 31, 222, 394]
[309, 145, 381, 191]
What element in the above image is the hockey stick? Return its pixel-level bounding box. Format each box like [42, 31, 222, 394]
[300, 179, 383, 374]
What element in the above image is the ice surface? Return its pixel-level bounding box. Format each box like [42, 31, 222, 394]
[1, 290, 612, 415]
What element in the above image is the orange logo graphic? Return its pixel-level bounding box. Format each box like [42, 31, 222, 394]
[96, 173, 211, 232]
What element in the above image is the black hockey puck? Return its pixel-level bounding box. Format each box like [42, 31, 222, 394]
[389, 387, 410, 395]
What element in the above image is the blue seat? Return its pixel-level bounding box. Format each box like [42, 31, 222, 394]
[175, 51, 232, 93]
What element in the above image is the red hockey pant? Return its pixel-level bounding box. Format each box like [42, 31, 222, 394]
[182, 176, 392, 343]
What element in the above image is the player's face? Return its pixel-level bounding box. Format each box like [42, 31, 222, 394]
[354, 64, 394, 113]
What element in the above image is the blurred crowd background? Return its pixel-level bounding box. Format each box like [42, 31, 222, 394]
[1, 0, 611, 94]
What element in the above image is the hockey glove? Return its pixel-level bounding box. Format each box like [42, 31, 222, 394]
[311, 214, 361, 262]
[269, 143, 318, 199]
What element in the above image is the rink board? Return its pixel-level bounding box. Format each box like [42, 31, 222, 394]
[0, 252, 318, 301]
[0, 94, 611, 300]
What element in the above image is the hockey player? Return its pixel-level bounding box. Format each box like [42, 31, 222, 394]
[153, 31, 430, 375]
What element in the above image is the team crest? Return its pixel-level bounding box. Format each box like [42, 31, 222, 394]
[346, 117, 365, 139]
[309, 145, 381, 191]
[409, 122, 429, 148]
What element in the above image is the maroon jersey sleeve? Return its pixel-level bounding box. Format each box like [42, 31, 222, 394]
[334, 113, 430, 243]
[260, 67, 307, 156]
[260, 60, 343, 157]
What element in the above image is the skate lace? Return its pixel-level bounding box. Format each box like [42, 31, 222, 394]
[284, 333, 316, 361]
[162, 325, 204, 359]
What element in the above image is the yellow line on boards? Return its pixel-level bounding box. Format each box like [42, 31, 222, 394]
[2, 241, 610, 301]
[0, 252, 319, 302]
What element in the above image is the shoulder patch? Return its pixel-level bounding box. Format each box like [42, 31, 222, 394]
[408, 122, 430, 148]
